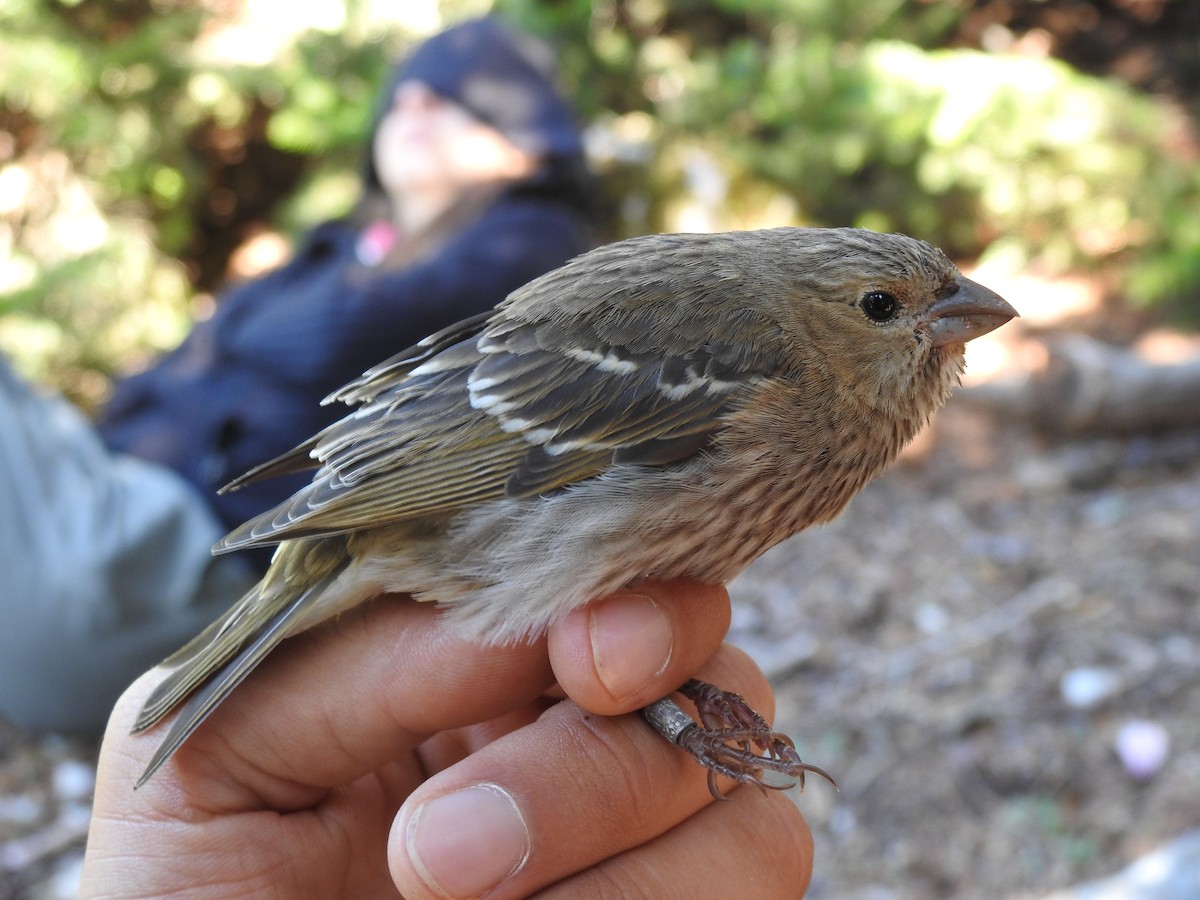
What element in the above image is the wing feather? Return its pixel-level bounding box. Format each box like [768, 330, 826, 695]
[215, 243, 796, 553]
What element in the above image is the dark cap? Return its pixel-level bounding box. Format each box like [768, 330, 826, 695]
[389, 17, 582, 159]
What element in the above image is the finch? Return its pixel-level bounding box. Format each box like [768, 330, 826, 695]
[132, 227, 1017, 788]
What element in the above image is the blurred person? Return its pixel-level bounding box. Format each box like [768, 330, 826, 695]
[0, 16, 596, 732]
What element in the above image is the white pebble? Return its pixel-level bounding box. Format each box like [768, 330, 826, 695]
[914, 602, 950, 635]
[1060, 667, 1120, 709]
[45, 850, 85, 900]
[1115, 720, 1169, 780]
[52, 760, 96, 801]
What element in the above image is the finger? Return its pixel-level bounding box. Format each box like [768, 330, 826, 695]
[536, 786, 813, 899]
[415, 702, 551, 776]
[116, 595, 558, 808]
[547, 580, 731, 715]
[388, 643, 816, 900]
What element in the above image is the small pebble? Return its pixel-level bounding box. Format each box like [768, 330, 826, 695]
[1060, 667, 1121, 709]
[914, 602, 950, 635]
[51, 760, 95, 802]
[1115, 720, 1169, 780]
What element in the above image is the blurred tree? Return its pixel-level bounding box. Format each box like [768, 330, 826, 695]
[952, 0, 1200, 107]
[500, 0, 1200, 319]
[2, 0, 1198, 406]
[0, 0, 401, 405]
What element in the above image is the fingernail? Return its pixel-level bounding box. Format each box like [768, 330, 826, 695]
[590, 592, 674, 701]
[406, 783, 531, 898]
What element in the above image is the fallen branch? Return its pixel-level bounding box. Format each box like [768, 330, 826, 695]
[966, 334, 1200, 435]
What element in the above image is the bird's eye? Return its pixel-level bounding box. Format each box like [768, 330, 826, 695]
[860, 291, 900, 323]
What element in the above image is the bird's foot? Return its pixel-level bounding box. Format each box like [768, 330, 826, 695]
[643, 679, 839, 800]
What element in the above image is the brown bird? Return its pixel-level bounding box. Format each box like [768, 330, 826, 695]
[132, 227, 1017, 790]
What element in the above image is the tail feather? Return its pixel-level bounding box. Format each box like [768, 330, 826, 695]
[135, 564, 345, 788]
[133, 582, 272, 733]
[135, 535, 354, 736]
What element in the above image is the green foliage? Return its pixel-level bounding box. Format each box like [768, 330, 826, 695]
[502, 0, 1200, 314]
[0, 0, 402, 404]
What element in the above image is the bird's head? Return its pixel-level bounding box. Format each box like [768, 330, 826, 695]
[767, 227, 1017, 416]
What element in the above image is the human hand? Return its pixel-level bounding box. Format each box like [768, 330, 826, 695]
[81, 581, 813, 898]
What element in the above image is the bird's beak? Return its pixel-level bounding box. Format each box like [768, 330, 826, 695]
[928, 276, 1018, 347]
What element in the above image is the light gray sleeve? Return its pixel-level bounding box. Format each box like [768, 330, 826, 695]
[0, 358, 255, 732]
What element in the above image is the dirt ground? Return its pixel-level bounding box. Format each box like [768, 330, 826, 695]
[2, 357, 1199, 899]
[730, 399, 1200, 898]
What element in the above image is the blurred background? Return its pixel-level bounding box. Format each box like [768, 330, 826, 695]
[1, 0, 1198, 897]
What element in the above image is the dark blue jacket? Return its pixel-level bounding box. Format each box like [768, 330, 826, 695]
[99, 189, 590, 561]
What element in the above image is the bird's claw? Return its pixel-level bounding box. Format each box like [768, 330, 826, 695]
[675, 679, 839, 800]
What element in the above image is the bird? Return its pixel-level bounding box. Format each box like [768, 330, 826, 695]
[131, 226, 1017, 789]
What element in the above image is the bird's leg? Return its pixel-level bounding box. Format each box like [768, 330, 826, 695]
[642, 679, 838, 801]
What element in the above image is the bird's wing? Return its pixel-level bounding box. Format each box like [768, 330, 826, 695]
[218, 311, 497, 493]
[215, 283, 786, 553]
